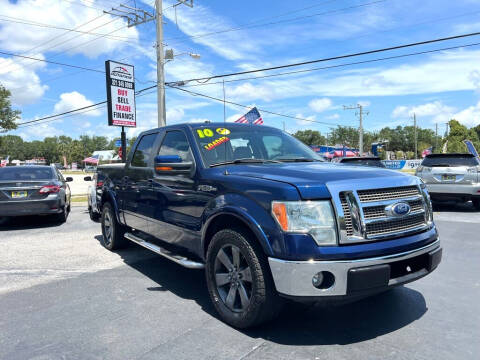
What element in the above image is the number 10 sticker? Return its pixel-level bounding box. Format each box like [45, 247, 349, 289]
[196, 128, 230, 138]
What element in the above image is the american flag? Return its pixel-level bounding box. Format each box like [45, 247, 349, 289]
[0, 156, 9, 168]
[82, 154, 100, 164]
[235, 107, 263, 125]
[422, 147, 433, 158]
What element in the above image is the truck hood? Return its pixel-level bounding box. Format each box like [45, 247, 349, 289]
[226, 162, 413, 199]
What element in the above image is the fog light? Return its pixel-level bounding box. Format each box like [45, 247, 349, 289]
[312, 271, 335, 289]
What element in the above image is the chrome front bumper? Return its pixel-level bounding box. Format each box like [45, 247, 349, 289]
[268, 239, 441, 297]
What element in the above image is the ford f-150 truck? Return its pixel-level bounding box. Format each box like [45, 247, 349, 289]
[97, 123, 442, 328]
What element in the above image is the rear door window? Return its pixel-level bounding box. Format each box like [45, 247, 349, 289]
[131, 133, 158, 167]
[422, 155, 479, 167]
[158, 131, 193, 161]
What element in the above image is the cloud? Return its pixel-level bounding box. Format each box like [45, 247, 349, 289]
[391, 101, 456, 123]
[161, 0, 258, 60]
[326, 113, 340, 120]
[0, 55, 48, 105]
[53, 91, 101, 116]
[308, 98, 332, 113]
[0, 0, 139, 58]
[295, 113, 316, 126]
[453, 101, 480, 127]
[17, 120, 64, 140]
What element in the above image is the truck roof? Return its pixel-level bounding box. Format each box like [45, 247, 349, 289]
[145, 122, 279, 133]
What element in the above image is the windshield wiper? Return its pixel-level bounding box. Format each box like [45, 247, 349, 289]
[209, 158, 281, 168]
[431, 164, 451, 167]
[276, 158, 318, 162]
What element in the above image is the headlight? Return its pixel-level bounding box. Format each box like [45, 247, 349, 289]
[271, 201, 338, 246]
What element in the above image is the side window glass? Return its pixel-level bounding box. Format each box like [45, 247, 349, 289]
[131, 133, 158, 167]
[158, 131, 193, 162]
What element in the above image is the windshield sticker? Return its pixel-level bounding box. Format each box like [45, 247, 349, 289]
[196, 128, 214, 138]
[204, 136, 230, 151]
[216, 127, 230, 135]
[196, 128, 231, 138]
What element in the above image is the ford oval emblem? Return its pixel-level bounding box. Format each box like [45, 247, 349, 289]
[386, 202, 411, 217]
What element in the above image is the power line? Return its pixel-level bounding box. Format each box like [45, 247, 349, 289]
[14, 85, 158, 128]
[166, 31, 480, 85]
[164, 0, 387, 46]
[0, 50, 105, 73]
[175, 41, 480, 87]
[166, 85, 344, 127]
[0, 15, 137, 41]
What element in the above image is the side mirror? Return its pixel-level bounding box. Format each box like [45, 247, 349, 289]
[84, 176, 92, 181]
[66, 177, 73, 182]
[154, 155, 193, 176]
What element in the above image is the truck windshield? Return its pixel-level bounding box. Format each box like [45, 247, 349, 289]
[422, 155, 479, 167]
[193, 125, 323, 167]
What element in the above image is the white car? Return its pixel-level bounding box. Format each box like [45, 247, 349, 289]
[415, 153, 480, 210]
[84, 173, 102, 221]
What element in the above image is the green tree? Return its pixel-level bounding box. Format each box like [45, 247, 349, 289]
[293, 130, 326, 146]
[445, 119, 480, 153]
[0, 135, 24, 159]
[0, 84, 20, 131]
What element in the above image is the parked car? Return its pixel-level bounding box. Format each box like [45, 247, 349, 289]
[95, 123, 441, 328]
[0, 165, 72, 222]
[53, 163, 66, 170]
[84, 172, 105, 221]
[416, 153, 480, 209]
[332, 156, 386, 168]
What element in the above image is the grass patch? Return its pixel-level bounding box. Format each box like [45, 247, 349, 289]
[71, 196, 88, 203]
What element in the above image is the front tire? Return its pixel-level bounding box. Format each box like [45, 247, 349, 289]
[205, 228, 282, 328]
[101, 203, 127, 250]
[89, 205, 100, 221]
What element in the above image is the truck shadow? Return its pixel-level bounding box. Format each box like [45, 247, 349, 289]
[97, 235, 428, 346]
[432, 201, 477, 212]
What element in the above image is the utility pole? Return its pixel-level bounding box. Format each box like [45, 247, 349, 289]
[413, 113, 417, 159]
[105, 1, 194, 128]
[156, 0, 166, 127]
[435, 123, 438, 153]
[343, 104, 368, 156]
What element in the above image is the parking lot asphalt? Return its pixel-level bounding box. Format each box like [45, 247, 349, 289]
[0, 205, 479, 360]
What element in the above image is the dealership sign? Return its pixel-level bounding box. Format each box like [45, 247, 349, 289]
[383, 160, 422, 170]
[105, 60, 136, 127]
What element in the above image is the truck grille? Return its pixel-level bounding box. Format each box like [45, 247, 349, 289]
[363, 199, 424, 220]
[366, 213, 426, 236]
[339, 193, 354, 236]
[357, 186, 420, 202]
[339, 185, 430, 243]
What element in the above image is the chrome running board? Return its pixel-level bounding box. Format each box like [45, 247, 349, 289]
[124, 232, 205, 269]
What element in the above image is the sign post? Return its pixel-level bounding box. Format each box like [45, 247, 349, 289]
[105, 60, 136, 162]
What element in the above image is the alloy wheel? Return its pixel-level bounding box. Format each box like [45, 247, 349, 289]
[214, 244, 253, 312]
[103, 211, 113, 246]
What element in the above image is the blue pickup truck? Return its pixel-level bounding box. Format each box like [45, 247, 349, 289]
[97, 123, 442, 328]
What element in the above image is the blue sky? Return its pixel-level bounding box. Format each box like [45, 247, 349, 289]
[2, 0, 480, 141]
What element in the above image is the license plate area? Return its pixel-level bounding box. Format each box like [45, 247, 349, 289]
[441, 174, 456, 181]
[11, 191, 28, 198]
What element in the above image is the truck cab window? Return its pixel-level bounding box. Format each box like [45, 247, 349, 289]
[131, 133, 158, 167]
[158, 131, 193, 162]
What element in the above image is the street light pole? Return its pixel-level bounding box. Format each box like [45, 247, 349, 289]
[156, 0, 166, 128]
